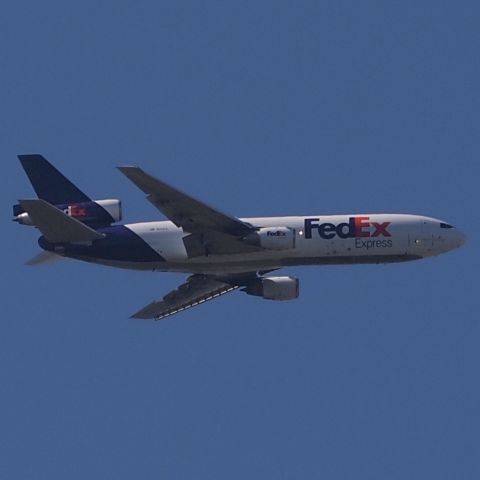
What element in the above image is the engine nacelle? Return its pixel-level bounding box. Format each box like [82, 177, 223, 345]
[93, 199, 122, 224]
[13, 198, 122, 226]
[244, 226, 295, 250]
[244, 276, 299, 301]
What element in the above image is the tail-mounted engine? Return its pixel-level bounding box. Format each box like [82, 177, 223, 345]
[13, 198, 122, 227]
[244, 227, 296, 250]
[243, 276, 299, 301]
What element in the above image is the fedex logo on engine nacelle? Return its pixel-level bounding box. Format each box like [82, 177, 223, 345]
[304, 217, 391, 240]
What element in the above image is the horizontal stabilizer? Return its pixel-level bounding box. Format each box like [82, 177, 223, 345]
[19, 199, 105, 243]
[26, 251, 64, 266]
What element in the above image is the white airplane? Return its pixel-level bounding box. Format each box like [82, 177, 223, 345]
[14, 155, 465, 320]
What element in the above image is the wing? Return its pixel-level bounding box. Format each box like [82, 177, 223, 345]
[117, 166, 254, 236]
[131, 274, 240, 320]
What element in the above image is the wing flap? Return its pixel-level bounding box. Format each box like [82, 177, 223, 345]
[117, 166, 253, 236]
[131, 275, 239, 320]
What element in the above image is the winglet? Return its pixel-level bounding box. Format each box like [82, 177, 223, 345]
[19, 199, 105, 243]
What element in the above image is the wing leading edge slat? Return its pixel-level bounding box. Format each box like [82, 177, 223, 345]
[131, 275, 240, 320]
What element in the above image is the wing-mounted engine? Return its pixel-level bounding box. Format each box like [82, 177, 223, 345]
[13, 198, 122, 227]
[244, 227, 296, 250]
[243, 276, 299, 300]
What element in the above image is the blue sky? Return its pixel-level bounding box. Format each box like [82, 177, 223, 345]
[2, 1, 479, 478]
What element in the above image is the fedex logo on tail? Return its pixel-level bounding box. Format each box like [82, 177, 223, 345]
[62, 204, 87, 218]
[304, 217, 391, 240]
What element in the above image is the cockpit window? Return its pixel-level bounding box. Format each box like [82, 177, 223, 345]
[440, 223, 454, 229]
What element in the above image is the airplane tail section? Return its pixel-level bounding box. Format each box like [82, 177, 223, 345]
[18, 154, 91, 205]
[14, 154, 122, 227]
[18, 199, 105, 243]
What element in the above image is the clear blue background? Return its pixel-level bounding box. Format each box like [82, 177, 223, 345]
[1, 1, 479, 478]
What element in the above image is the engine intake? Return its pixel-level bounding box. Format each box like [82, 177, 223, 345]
[243, 276, 299, 301]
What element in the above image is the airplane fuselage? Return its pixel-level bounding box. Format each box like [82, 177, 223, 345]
[39, 213, 465, 274]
